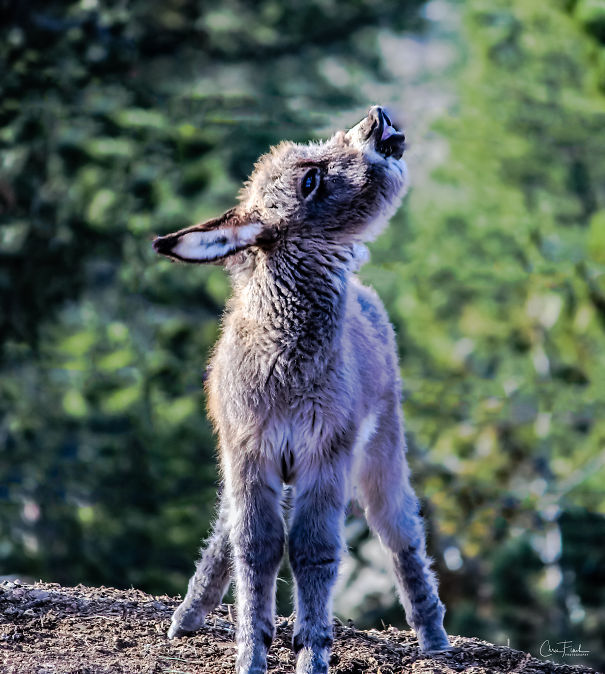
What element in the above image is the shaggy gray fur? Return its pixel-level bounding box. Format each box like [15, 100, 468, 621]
[153, 106, 450, 674]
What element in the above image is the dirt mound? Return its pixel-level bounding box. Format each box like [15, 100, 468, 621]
[0, 581, 594, 673]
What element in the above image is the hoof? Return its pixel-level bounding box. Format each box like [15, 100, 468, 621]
[235, 651, 269, 674]
[295, 647, 330, 674]
[167, 604, 207, 639]
[168, 622, 193, 639]
[421, 644, 460, 655]
[416, 625, 452, 654]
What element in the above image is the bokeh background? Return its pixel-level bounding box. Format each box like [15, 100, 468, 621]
[1, 0, 604, 669]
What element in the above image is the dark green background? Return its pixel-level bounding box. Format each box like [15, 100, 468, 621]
[1, 0, 604, 669]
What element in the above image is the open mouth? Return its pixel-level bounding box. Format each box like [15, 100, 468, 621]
[371, 108, 406, 160]
[345, 106, 407, 162]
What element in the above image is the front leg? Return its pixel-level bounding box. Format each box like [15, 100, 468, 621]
[289, 463, 347, 674]
[227, 457, 285, 674]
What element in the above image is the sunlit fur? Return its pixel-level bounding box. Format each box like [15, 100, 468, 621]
[154, 106, 450, 674]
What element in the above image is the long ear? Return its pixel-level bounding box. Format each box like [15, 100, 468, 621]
[152, 208, 267, 264]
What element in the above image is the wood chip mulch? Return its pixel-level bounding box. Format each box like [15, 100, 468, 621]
[0, 581, 596, 674]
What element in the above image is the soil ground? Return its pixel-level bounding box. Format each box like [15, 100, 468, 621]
[0, 581, 595, 674]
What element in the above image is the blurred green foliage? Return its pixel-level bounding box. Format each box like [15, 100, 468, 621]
[1, 0, 604, 669]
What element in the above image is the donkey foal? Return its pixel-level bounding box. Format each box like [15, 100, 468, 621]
[153, 106, 450, 674]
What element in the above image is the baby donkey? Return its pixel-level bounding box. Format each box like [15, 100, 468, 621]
[153, 106, 450, 674]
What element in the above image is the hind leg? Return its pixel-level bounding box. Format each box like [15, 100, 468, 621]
[357, 410, 450, 652]
[168, 492, 232, 638]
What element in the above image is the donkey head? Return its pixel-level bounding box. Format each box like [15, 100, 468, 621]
[153, 106, 407, 264]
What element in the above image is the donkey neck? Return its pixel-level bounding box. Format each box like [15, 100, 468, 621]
[236, 237, 354, 349]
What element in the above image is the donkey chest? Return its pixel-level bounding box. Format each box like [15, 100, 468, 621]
[259, 395, 353, 479]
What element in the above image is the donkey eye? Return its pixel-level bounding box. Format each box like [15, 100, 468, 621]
[300, 168, 321, 199]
